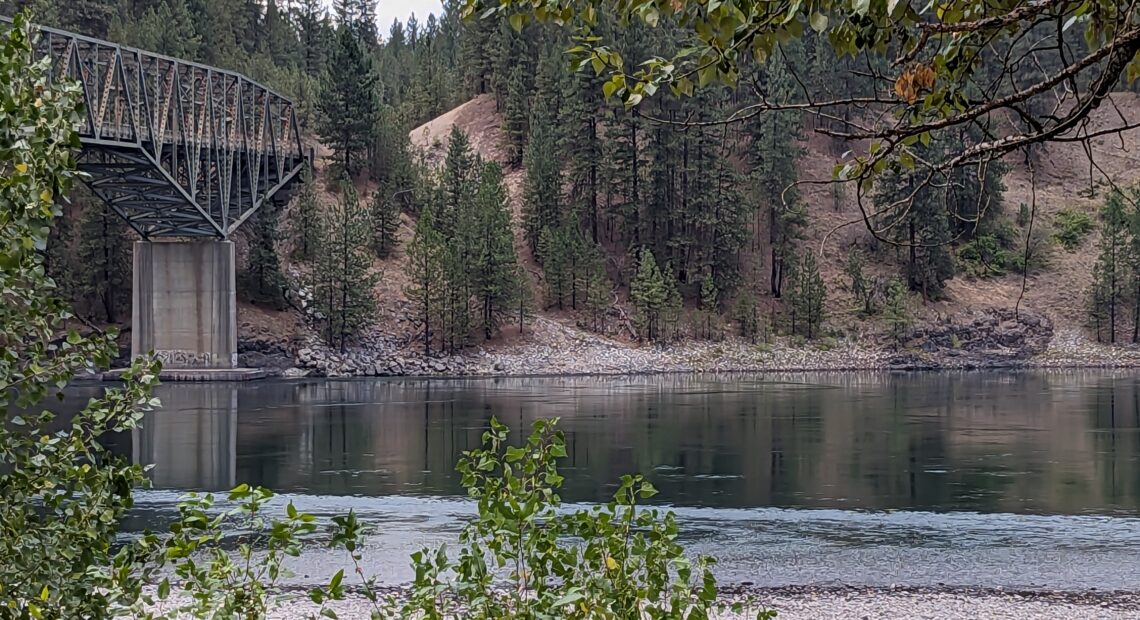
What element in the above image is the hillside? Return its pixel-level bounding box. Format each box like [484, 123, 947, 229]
[401, 93, 1140, 333]
[236, 90, 1140, 376]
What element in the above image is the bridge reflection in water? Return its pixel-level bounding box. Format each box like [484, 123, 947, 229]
[131, 385, 238, 490]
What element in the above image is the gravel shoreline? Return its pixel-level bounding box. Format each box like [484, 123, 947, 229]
[274, 315, 1140, 379]
[148, 585, 1140, 619]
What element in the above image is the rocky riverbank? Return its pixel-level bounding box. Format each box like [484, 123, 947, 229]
[235, 306, 1140, 378]
[146, 585, 1140, 619]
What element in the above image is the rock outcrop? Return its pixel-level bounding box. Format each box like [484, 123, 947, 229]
[890, 308, 1054, 369]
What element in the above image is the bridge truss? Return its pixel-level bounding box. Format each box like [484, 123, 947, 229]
[11, 17, 308, 238]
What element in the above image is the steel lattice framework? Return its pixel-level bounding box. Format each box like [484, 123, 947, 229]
[10, 18, 307, 238]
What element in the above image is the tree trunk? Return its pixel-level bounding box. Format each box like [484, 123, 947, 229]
[769, 205, 780, 297]
[589, 118, 599, 244]
[631, 110, 640, 247]
[1133, 279, 1140, 343]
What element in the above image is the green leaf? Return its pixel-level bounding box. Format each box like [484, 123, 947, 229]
[508, 13, 525, 32]
[852, 0, 870, 16]
[287, 502, 298, 519]
[643, 6, 660, 27]
[552, 590, 585, 607]
[157, 578, 170, 599]
[809, 12, 828, 32]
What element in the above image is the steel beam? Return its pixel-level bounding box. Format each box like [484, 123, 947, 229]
[2, 16, 308, 238]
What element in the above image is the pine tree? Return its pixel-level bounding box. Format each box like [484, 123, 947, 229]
[883, 275, 912, 347]
[788, 252, 826, 339]
[433, 127, 482, 352]
[662, 268, 683, 341]
[443, 239, 473, 352]
[1130, 189, 1140, 343]
[513, 263, 535, 335]
[561, 70, 603, 242]
[521, 97, 562, 253]
[334, 0, 377, 45]
[371, 189, 401, 258]
[630, 247, 668, 341]
[196, 0, 242, 67]
[318, 25, 379, 177]
[734, 291, 760, 343]
[584, 261, 610, 333]
[290, 167, 321, 261]
[471, 162, 519, 339]
[538, 226, 569, 310]
[309, 186, 378, 351]
[436, 125, 478, 237]
[56, 0, 115, 37]
[1089, 190, 1130, 344]
[565, 224, 592, 310]
[370, 103, 414, 188]
[123, 0, 201, 60]
[239, 203, 288, 310]
[295, 0, 329, 75]
[748, 46, 805, 297]
[503, 64, 529, 167]
[405, 208, 447, 356]
[601, 106, 644, 247]
[844, 247, 875, 315]
[74, 204, 131, 324]
[699, 272, 718, 339]
[263, 0, 296, 66]
[874, 156, 955, 300]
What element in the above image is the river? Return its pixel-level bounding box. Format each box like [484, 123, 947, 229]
[78, 371, 1140, 590]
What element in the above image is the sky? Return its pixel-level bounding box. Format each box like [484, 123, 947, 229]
[378, 0, 443, 31]
[323, 0, 444, 35]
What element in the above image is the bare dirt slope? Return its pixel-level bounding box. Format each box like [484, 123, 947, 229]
[795, 92, 1140, 333]
[409, 93, 550, 336]
[253, 91, 1140, 349]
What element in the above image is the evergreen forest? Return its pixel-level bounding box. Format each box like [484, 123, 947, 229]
[7, 0, 1136, 351]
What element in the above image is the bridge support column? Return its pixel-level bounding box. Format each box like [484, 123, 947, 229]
[132, 239, 237, 369]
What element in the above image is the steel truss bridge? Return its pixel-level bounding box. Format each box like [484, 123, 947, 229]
[8, 17, 307, 238]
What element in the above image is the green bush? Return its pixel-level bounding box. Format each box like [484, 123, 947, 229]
[149, 486, 318, 618]
[1053, 208, 1095, 250]
[0, 14, 163, 617]
[956, 233, 1011, 278]
[318, 418, 775, 620]
[1009, 225, 1056, 274]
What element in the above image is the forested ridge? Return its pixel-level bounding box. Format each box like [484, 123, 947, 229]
[12, 0, 1140, 355]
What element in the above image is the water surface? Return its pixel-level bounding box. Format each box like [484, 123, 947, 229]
[80, 371, 1140, 588]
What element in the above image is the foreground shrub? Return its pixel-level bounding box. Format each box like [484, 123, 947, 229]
[145, 486, 318, 619]
[318, 418, 775, 620]
[0, 13, 161, 617]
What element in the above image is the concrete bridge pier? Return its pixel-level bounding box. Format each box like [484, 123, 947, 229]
[131, 239, 239, 372]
